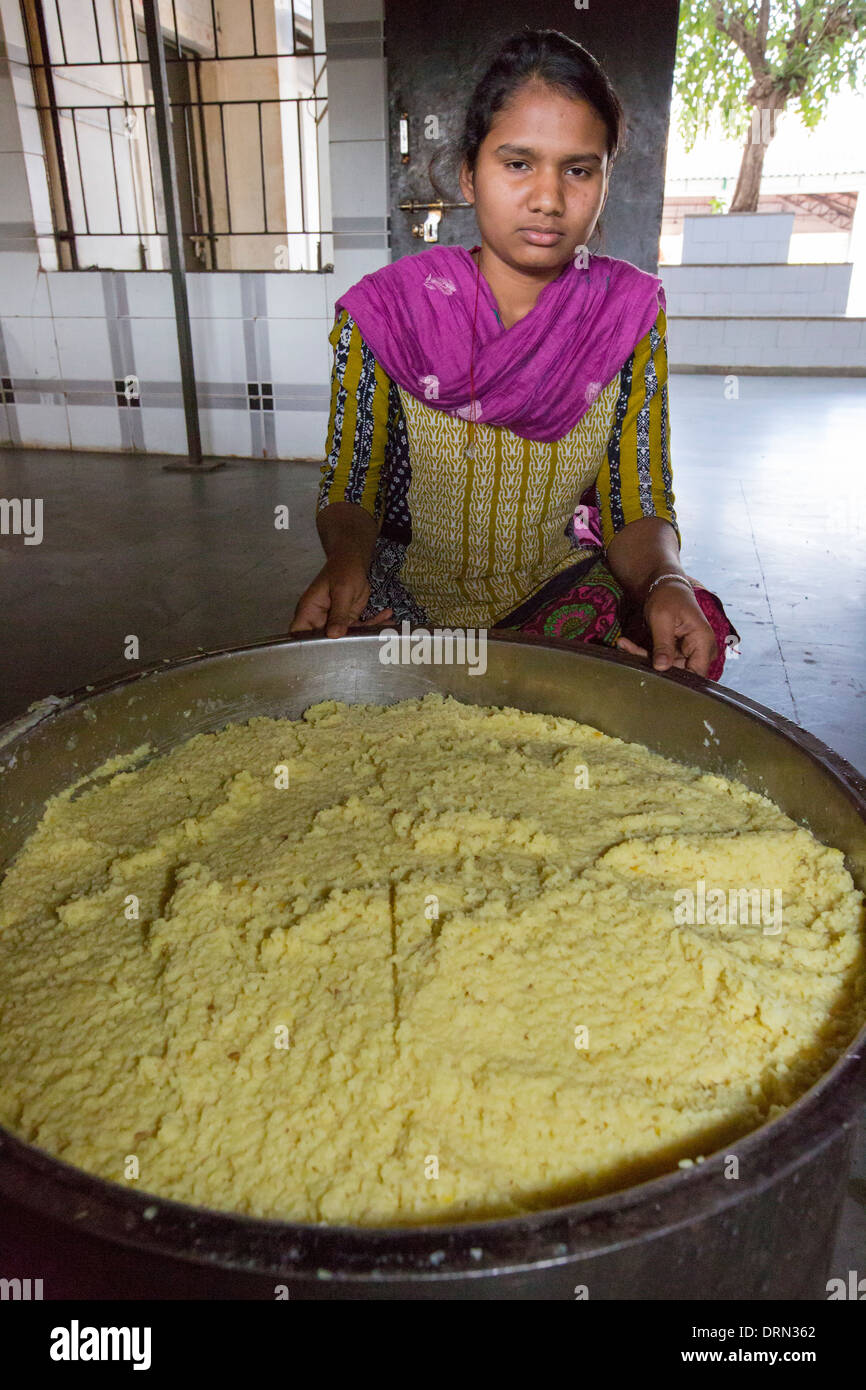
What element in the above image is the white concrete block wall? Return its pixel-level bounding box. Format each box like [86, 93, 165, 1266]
[667, 315, 866, 370]
[685, 239, 793, 265]
[663, 262, 853, 316]
[667, 213, 861, 369]
[682, 213, 795, 265]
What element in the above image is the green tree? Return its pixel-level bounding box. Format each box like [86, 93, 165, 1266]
[675, 1, 866, 213]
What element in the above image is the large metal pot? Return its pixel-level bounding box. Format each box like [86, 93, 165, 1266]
[0, 632, 864, 1299]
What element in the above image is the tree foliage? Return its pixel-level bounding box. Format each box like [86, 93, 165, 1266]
[674, 0, 866, 151]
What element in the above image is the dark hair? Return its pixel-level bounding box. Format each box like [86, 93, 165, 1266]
[443, 27, 626, 249]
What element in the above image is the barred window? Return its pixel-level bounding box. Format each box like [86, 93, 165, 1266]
[21, 0, 332, 272]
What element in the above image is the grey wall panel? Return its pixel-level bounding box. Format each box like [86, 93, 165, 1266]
[384, 0, 681, 271]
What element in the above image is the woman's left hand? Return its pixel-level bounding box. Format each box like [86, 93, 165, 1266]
[616, 584, 718, 676]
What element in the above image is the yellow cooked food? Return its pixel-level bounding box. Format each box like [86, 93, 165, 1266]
[0, 693, 863, 1226]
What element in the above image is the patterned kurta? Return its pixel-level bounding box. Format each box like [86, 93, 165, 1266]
[317, 303, 680, 628]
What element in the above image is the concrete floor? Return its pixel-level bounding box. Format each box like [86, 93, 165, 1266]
[0, 372, 864, 1290]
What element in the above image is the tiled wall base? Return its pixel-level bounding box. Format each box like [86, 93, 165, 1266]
[0, 399, 332, 458]
[0, 258, 385, 457]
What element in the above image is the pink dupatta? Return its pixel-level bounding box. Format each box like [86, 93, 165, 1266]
[335, 243, 665, 443]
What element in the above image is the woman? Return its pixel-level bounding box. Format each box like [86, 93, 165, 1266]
[291, 28, 739, 679]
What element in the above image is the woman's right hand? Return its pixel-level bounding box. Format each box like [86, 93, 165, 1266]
[290, 557, 393, 638]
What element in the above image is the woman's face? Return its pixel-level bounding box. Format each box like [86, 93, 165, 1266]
[459, 80, 610, 273]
